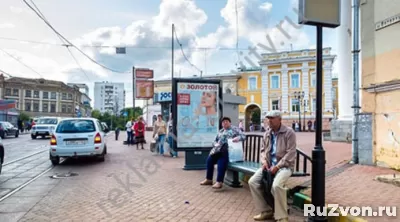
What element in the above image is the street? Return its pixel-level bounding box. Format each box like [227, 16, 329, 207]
[0, 132, 307, 222]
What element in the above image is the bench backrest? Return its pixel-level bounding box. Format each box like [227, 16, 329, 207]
[243, 134, 263, 162]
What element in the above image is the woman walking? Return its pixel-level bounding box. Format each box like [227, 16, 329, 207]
[134, 116, 146, 149]
[153, 114, 167, 155]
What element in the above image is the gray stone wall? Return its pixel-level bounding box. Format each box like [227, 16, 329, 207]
[358, 113, 374, 165]
[330, 119, 352, 142]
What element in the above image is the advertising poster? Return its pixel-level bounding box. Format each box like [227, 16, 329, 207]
[176, 82, 220, 148]
[136, 80, 154, 99]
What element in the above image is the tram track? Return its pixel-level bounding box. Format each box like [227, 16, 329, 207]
[3, 148, 48, 166]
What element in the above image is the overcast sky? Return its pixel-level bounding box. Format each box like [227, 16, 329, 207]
[0, 0, 338, 107]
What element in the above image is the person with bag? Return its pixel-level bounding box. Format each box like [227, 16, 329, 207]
[200, 116, 246, 189]
[153, 114, 167, 155]
[134, 116, 146, 150]
[248, 111, 296, 222]
[125, 119, 133, 145]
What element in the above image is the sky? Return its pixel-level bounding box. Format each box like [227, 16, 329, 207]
[0, 0, 338, 108]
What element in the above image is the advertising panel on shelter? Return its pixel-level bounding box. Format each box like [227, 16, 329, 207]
[136, 80, 154, 99]
[172, 78, 223, 150]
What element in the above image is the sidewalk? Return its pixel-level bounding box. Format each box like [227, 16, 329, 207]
[287, 133, 400, 222]
[10, 131, 306, 222]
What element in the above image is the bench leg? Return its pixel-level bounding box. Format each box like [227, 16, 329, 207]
[224, 170, 243, 188]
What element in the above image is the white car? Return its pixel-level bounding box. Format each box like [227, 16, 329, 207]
[32, 117, 62, 139]
[49, 118, 109, 165]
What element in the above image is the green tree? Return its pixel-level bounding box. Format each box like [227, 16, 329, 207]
[19, 112, 30, 121]
[251, 109, 261, 125]
[91, 109, 102, 119]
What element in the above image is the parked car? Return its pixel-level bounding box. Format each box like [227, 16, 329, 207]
[0, 137, 4, 174]
[49, 118, 109, 165]
[0, 121, 19, 139]
[31, 117, 61, 139]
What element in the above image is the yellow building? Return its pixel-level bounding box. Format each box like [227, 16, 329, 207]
[360, 1, 400, 169]
[237, 48, 337, 131]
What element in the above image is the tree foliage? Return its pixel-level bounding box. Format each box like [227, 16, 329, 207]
[91, 107, 143, 130]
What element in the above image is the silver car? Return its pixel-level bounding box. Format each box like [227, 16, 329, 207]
[31, 117, 62, 139]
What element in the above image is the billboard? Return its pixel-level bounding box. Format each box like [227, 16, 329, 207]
[172, 78, 223, 150]
[0, 100, 16, 110]
[136, 80, 154, 99]
[135, 68, 154, 79]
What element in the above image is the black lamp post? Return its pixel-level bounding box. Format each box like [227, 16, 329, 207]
[294, 91, 305, 132]
[298, 1, 340, 221]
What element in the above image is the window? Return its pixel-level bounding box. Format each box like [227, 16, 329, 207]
[42, 103, 49, 112]
[62, 93, 67, 100]
[43, 92, 49, 99]
[291, 99, 300, 112]
[270, 75, 280, 89]
[56, 119, 96, 133]
[248, 76, 257, 90]
[271, 100, 280, 110]
[67, 105, 72, 113]
[50, 103, 56, 113]
[37, 118, 58, 125]
[33, 102, 39, 112]
[311, 72, 316, 87]
[33, 90, 40, 98]
[312, 98, 316, 112]
[25, 90, 32, 98]
[67, 93, 73, 100]
[51, 92, 56, 99]
[290, 73, 300, 88]
[25, 102, 31, 111]
[12, 89, 19, 96]
[5, 88, 11, 96]
[61, 104, 66, 113]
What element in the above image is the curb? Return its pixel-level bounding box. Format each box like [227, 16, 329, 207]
[291, 192, 368, 222]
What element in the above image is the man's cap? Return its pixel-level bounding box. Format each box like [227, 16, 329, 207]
[265, 110, 281, 118]
[221, 116, 231, 122]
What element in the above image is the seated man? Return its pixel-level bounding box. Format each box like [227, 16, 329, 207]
[248, 111, 297, 222]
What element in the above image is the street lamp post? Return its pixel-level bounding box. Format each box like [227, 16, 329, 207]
[294, 91, 305, 132]
[298, 1, 340, 221]
[303, 99, 307, 131]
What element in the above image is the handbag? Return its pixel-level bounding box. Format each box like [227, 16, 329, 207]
[210, 142, 228, 156]
[227, 139, 244, 162]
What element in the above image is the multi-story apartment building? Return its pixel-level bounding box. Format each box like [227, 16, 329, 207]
[67, 83, 92, 117]
[94, 82, 125, 114]
[0, 75, 84, 117]
[237, 48, 337, 130]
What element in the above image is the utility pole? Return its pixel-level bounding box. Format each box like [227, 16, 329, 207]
[132, 66, 136, 111]
[171, 24, 174, 81]
[351, 0, 361, 164]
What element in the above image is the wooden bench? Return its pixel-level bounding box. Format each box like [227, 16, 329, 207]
[224, 134, 312, 188]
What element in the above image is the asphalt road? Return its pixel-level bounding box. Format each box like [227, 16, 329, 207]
[0, 133, 51, 200]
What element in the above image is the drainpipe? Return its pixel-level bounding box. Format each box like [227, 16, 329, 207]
[351, 0, 361, 164]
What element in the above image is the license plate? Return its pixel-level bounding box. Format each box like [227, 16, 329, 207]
[66, 140, 86, 145]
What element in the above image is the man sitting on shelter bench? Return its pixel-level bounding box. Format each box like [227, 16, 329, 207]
[248, 110, 297, 222]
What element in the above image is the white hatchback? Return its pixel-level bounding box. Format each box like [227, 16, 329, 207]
[49, 118, 109, 165]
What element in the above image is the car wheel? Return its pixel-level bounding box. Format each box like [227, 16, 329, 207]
[98, 149, 105, 162]
[50, 154, 60, 165]
[15, 132, 19, 138]
[0, 146, 4, 175]
[31, 135, 37, 139]
[104, 145, 107, 155]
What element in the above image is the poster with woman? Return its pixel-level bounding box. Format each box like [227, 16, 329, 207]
[175, 82, 220, 148]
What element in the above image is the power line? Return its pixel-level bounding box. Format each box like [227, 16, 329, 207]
[173, 28, 202, 75]
[0, 68, 14, 77]
[22, 0, 126, 74]
[29, 0, 91, 81]
[0, 48, 43, 78]
[0, 36, 297, 52]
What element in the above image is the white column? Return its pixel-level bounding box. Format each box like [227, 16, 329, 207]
[39, 91, 43, 112]
[301, 62, 310, 111]
[281, 64, 289, 112]
[337, 0, 353, 120]
[324, 63, 333, 112]
[261, 66, 269, 116]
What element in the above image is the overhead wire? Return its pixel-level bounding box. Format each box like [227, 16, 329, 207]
[173, 28, 203, 75]
[0, 48, 43, 78]
[22, 0, 126, 74]
[29, 0, 91, 81]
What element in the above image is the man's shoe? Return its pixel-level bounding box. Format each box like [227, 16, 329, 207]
[276, 218, 288, 222]
[253, 211, 273, 221]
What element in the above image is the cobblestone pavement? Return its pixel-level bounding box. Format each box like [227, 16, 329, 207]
[0, 132, 306, 222]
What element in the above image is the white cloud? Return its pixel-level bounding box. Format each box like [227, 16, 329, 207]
[0, 23, 15, 29]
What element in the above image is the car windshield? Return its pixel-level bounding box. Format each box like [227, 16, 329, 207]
[37, 118, 58, 125]
[56, 119, 96, 133]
